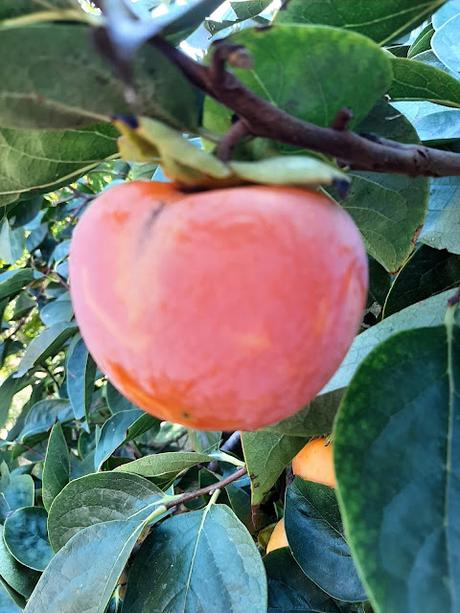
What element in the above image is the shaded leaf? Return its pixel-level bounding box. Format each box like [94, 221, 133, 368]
[285, 479, 366, 602]
[123, 504, 267, 612]
[106, 381, 137, 414]
[4, 507, 52, 571]
[265, 548, 360, 613]
[432, 13, 460, 72]
[334, 319, 460, 613]
[0, 374, 31, 430]
[0, 578, 22, 612]
[24, 514, 150, 613]
[66, 336, 96, 422]
[17, 399, 73, 443]
[383, 245, 460, 316]
[94, 409, 158, 471]
[0, 525, 39, 598]
[432, 0, 460, 29]
[42, 423, 70, 512]
[421, 176, 460, 254]
[0, 464, 34, 523]
[0, 269, 33, 301]
[15, 322, 77, 377]
[0, 219, 25, 265]
[39, 297, 73, 327]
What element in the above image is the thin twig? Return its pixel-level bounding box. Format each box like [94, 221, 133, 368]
[331, 107, 353, 131]
[216, 119, 251, 161]
[166, 466, 247, 509]
[151, 36, 460, 178]
[448, 287, 460, 307]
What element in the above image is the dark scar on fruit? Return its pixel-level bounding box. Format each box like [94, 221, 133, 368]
[141, 202, 166, 243]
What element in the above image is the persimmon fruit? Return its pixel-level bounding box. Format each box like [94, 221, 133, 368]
[266, 519, 288, 554]
[292, 438, 336, 488]
[69, 181, 367, 431]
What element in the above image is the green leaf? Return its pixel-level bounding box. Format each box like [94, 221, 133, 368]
[123, 504, 267, 612]
[204, 24, 392, 136]
[432, 0, 460, 29]
[17, 399, 73, 442]
[432, 13, 460, 73]
[0, 578, 22, 612]
[94, 409, 158, 470]
[231, 0, 272, 20]
[0, 24, 200, 130]
[276, 0, 444, 45]
[421, 176, 460, 254]
[383, 245, 460, 316]
[0, 218, 25, 264]
[339, 101, 429, 273]
[241, 432, 306, 505]
[106, 381, 138, 414]
[263, 389, 342, 437]
[0, 374, 31, 430]
[187, 429, 222, 453]
[0, 1, 76, 20]
[10, 292, 35, 320]
[48, 471, 163, 551]
[66, 336, 96, 422]
[42, 423, 70, 512]
[0, 525, 39, 598]
[115, 451, 213, 481]
[408, 24, 434, 58]
[0, 269, 33, 301]
[0, 125, 118, 201]
[15, 322, 77, 377]
[265, 548, 361, 613]
[4, 507, 52, 571]
[285, 479, 366, 602]
[0, 464, 34, 523]
[39, 296, 73, 327]
[323, 289, 454, 396]
[24, 514, 149, 613]
[389, 57, 460, 107]
[334, 320, 460, 613]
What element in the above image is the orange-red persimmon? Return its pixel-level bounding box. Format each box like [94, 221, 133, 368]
[69, 181, 367, 431]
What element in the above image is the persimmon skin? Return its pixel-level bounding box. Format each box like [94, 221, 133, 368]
[266, 519, 288, 554]
[69, 181, 367, 431]
[292, 438, 336, 488]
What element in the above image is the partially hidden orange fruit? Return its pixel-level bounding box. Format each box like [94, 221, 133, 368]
[292, 437, 336, 488]
[69, 181, 367, 431]
[266, 519, 288, 554]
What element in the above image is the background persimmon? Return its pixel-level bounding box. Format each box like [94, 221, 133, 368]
[266, 519, 288, 554]
[292, 438, 336, 488]
[69, 181, 367, 430]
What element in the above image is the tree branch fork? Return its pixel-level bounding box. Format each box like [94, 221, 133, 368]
[151, 37, 460, 178]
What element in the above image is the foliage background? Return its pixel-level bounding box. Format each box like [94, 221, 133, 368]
[0, 1, 459, 612]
